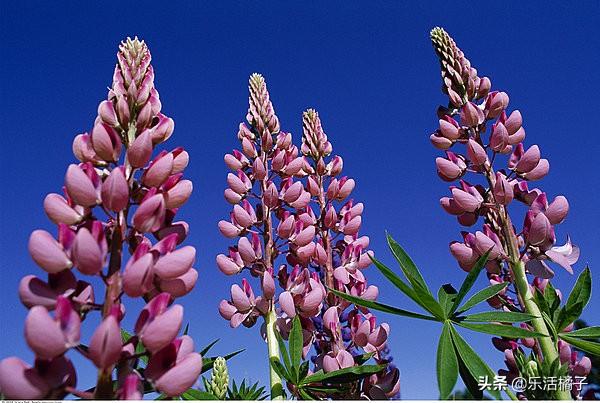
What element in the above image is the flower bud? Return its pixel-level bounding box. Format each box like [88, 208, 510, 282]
[127, 130, 153, 168]
[43, 193, 83, 225]
[0, 357, 49, 399]
[132, 193, 166, 233]
[490, 122, 509, 152]
[154, 246, 196, 279]
[89, 312, 122, 369]
[466, 139, 487, 165]
[493, 172, 513, 205]
[28, 230, 72, 273]
[101, 167, 129, 212]
[65, 164, 100, 207]
[459, 102, 483, 127]
[523, 159, 549, 180]
[91, 123, 122, 162]
[486, 91, 509, 118]
[72, 227, 104, 275]
[98, 100, 119, 127]
[159, 268, 198, 298]
[164, 179, 192, 209]
[143, 152, 174, 187]
[150, 114, 175, 144]
[515, 145, 541, 173]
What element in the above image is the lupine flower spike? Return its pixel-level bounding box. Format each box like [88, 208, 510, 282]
[430, 27, 589, 399]
[0, 37, 201, 399]
[218, 74, 398, 399]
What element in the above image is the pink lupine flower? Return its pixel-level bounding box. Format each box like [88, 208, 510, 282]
[218, 76, 395, 398]
[431, 27, 586, 399]
[1, 37, 202, 399]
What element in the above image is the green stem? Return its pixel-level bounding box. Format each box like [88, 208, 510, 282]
[510, 260, 571, 400]
[265, 308, 284, 400]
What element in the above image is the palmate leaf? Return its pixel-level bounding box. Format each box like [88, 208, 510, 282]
[559, 334, 600, 356]
[386, 232, 430, 292]
[560, 326, 600, 339]
[370, 254, 421, 303]
[460, 311, 537, 323]
[448, 325, 501, 400]
[565, 267, 592, 311]
[555, 301, 584, 333]
[437, 322, 458, 399]
[199, 338, 220, 356]
[438, 284, 458, 317]
[329, 288, 437, 321]
[289, 316, 303, 371]
[457, 322, 546, 338]
[449, 252, 490, 314]
[180, 389, 217, 400]
[456, 282, 508, 314]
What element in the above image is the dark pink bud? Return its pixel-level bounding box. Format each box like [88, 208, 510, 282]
[460, 102, 483, 127]
[65, 164, 99, 207]
[28, 230, 72, 273]
[72, 133, 99, 163]
[430, 133, 453, 150]
[436, 157, 464, 181]
[132, 194, 166, 233]
[546, 196, 569, 224]
[91, 123, 122, 162]
[477, 77, 491, 99]
[119, 374, 142, 400]
[101, 167, 129, 212]
[466, 139, 487, 165]
[474, 231, 502, 259]
[515, 145, 541, 173]
[337, 178, 355, 200]
[43, 193, 83, 225]
[504, 110, 522, 135]
[165, 179, 192, 209]
[72, 227, 104, 275]
[486, 91, 509, 118]
[493, 172, 513, 205]
[450, 241, 477, 272]
[154, 246, 196, 279]
[451, 188, 481, 212]
[159, 268, 198, 298]
[523, 159, 549, 180]
[127, 130, 153, 168]
[89, 313, 122, 369]
[327, 156, 343, 176]
[123, 253, 154, 297]
[527, 212, 552, 246]
[439, 118, 460, 140]
[150, 114, 175, 144]
[143, 152, 174, 187]
[490, 122, 509, 152]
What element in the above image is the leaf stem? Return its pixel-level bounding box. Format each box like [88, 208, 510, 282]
[265, 308, 284, 400]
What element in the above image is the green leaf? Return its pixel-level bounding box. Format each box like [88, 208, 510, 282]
[533, 288, 551, 316]
[120, 328, 133, 343]
[560, 326, 600, 339]
[199, 338, 220, 356]
[448, 325, 501, 400]
[274, 330, 291, 374]
[183, 323, 190, 336]
[386, 233, 429, 292]
[566, 267, 591, 312]
[450, 253, 490, 314]
[559, 334, 600, 356]
[544, 282, 560, 317]
[437, 322, 458, 399]
[354, 352, 375, 365]
[370, 254, 421, 304]
[460, 311, 537, 323]
[438, 284, 458, 317]
[301, 364, 386, 385]
[270, 357, 290, 381]
[329, 289, 438, 321]
[456, 282, 508, 315]
[180, 389, 218, 400]
[289, 316, 303, 372]
[457, 322, 546, 338]
[298, 361, 310, 381]
[555, 301, 584, 333]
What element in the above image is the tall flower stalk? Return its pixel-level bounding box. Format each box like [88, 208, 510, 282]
[218, 74, 398, 399]
[0, 37, 201, 399]
[430, 27, 590, 399]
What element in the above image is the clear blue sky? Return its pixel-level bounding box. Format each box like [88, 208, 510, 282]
[1, 1, 599, 399]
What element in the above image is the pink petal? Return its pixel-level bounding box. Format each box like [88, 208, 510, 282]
[28, 230, 72, 273]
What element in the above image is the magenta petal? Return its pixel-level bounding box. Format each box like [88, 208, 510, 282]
[231, 284, 252, 311]
[123, 253, 154, 297]
[101, 167, 129, 212]
[18, 275, 60, 309]
[159, 268, 198, 298]
[515, 145, 541, 173]
[25, 306, 67, 359]
[337, 350, 355, 369]
[132, 194, 166, 233]
[141, 305, 183, 352]
[322, 354, 340, 372]
[65, 164, 99, 207]
[545, 250, 574, 274]
[218, 300, 236, 320]
[154, 246, 196, 279]
[451, 188, 480, 213]
[28, 230, 72, 273]
[154, 352, 202, 397]
[301, 288, 324, 312]
[72, 227, 104, 275]
[165, 179, 193, 209]
[0, 357, 49, 399]
[43, 193, 82, 225]
[128, 130, 154, 168]
[89, 315, 122, 369]
[279, 291, 296, 318]
[216, 254, 241, 275]
[545, 195, 569, 225]
[143, 152, 174, 187]
[527, 213, 552, 246]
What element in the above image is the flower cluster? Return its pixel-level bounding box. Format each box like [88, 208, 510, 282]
[217, 74, 398, 399]
[430, 27, 590, 398]
[0, 37, 201, 399]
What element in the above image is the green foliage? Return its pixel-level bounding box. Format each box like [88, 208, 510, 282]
[270, 316, 385, 399]
[330, 234, 545, 400]
[227, 379, 268, 400]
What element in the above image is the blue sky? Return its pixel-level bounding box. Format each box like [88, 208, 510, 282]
[1, 1, 599, 399]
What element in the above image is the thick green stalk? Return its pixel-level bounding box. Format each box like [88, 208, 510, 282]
[265, 308, 284, 400]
